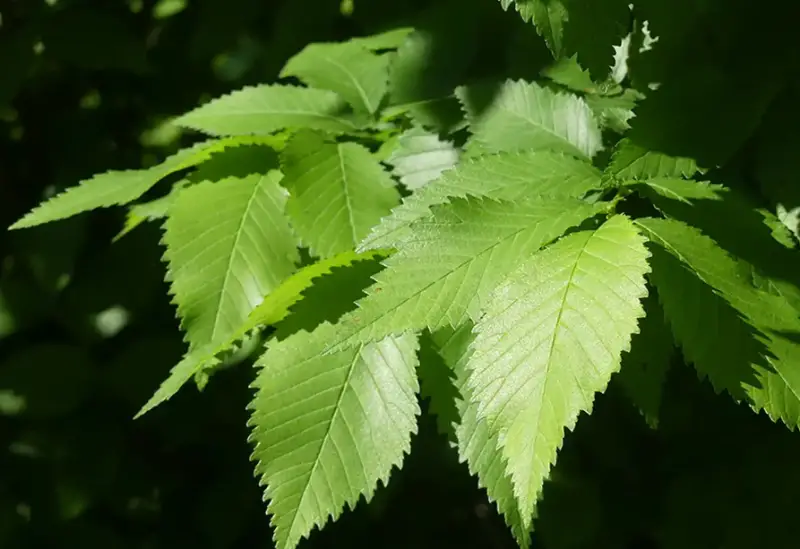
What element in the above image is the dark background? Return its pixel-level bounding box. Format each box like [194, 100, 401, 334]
[2, 0, 800, 548]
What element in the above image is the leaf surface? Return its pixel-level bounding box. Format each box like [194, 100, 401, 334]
[174, 85, 358, 136]
[281, 42, 390, 114]
[281, 131, 400, 258]
[164, 171, 299, 349]
[361, 150, 602, 250]
[386, 127, 459, 190]
[458, 80, 602, 159]
[466, 215, 650, 525]
[608, 138, 702, 180]
[249, 325, 419, 549]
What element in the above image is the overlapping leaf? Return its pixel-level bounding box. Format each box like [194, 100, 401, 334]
[361, 150, 603, 250]
[458, 80, 602, 159]
[281, 41, 390, 115]
[465, 215, 650, 526]
[637, 218, 800, 427]
[9, 137, 278, 229]
[136, 249, 386, 418]
[174, 85, 359, 136]
[386, 127, 459, 190]
[163, 170, 299, 349]
[334, 196, 606, 349]
[280, 131, 400, 258]
[249, 324, 420, 549]
[607, 138, 702, 180]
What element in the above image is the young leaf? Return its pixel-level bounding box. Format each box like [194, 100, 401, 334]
[439, 323, 532, 547]
[280, 131, 400, 258]
[607, 138, 702, 180]
[135, 249, 386, 418]
[164, 171, 299, 349]
[280, 42, 390, 114]
[386, 127, 459, 190]
[361, 150, 603, 250]
[616, 291, 673, 428]
[337, 196, 607, 348]
[636, 218, 800, 427]
[249, 325, 420, 549]
[115, 181, 187, 241]
[9, 137, 278, 230]
[174, 85, 358, 136]
[465, 215, 650, 526]
[457, 80, 602, 159]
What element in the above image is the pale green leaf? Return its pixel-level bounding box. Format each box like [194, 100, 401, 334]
[335, 196, 607, 348]
[281, 131, 400, 258]
[280, 42, 390, 114]
[608, 138, 702, 180]
[360, 150, 603, 250]
[386, 127, 459, 190]
[585, 88, 641, 133]
[636, 217, 800, 427]
[174, 85, 358, 136]
[466, 215, 650, 526]
[135, 249, 386, 418]
[164, 171, 299, 349]
[9, 136, 280, 230]
[249, 325, 419, 549]
[458, 80, 602, 159]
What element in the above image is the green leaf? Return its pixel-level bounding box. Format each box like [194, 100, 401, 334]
[361, 150, 603, 250]
[465, 215, 650, 526]
[418, 329, 463, 439]
[585, 88, 642, 133]
[114, 182, 186, 241]
[9, 137, 278, 230]
[350, 28, 414, 51]
[280, 41, 390, 115]
[164, 170, 299, 349]
[438, 323, 532, 547]
[280, 131, 400, 258]
[249, 325, 420, 549]
[386, 127, 459, 190]
[458, 80, 602, 159]
[135, 249, 386, 418]
[607, 138, 702, 180]
[174, 85, 359, 136]
[616, 291, 673, 428]
[636, 218, 800, 427]
[337, 196, 606, 347]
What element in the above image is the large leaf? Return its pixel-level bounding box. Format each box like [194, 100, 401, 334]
[465, 215, 650, 526]
[163, 170, 299, 349]
[249, 325, 420, 549]
[458, 80, 602, 159]
[9, 137, 278, 229]
[386, 127, 460, 190]
[136, 249, 386, 418]
[336, 196, 606, 348]
[174, 85, 358, 136]
[636, 217, 800, 427]
[280, 42, 390, 114]
[280, 131, 400, 258]
[361, 150, 603, 250]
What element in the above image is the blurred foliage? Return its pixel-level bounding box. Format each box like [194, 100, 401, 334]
[2, 0, 800, 548]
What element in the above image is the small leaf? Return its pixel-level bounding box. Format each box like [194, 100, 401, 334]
[608, 138, 702, 180]
[174, 85, 358, 136]
[281, 131, 400, 258]
[164, 170, 299, 349]
[458, 80, 602, 159]
[350, 28, 414, 51]
[281, 42, 390, 114]
[386, 127, 460, 190]
[466, 215, 650, 527]
[9, 137, 276, 230]
[249, 325, 420, 549]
